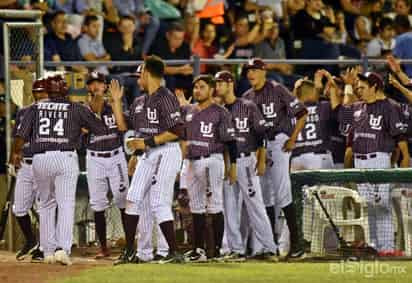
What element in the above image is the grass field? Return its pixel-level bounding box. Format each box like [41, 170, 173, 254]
[53, 261, 412, 283]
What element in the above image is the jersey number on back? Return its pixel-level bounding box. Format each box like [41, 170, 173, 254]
[297, 123, 317, 141]
[39, 118, 65, 136]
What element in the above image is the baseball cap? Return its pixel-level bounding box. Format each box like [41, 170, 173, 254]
[243, 58, 266, 72]
[86, 72, 106, 84]
[357, 72, 384, 90]
[215, 71, 234, 83]
[130, 65, 143, 77]
[32, 78, 47, 92]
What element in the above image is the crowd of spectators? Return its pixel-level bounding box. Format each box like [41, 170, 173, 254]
[1, 0, 412, 104]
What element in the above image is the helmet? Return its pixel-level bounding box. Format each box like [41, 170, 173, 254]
[32, 78, 47, 92]
[46, 75, 68, 97]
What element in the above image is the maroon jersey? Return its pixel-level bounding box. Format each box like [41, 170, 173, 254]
[125, 87, 182, 138]
[242, 80, 306, 139]
[398, 102, 412, 153]
[86, 102, 123, 151]
[13, 107, 34, 158]
[16, 97, 108, 153]
[292, 101, 332, 157]
[347, 99, 406, 154]
[182, 103, 235, 159]
[225, 98, 267, 154]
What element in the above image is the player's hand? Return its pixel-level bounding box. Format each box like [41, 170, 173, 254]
[228, 163, 237, 185]
[8, 153, 22, 172]
[177, 189, 190, 208]
[7, 164, 17, 177]
[341, 67, 359, 86]
[175, 89, 192, 106]
[282, 138, 296, 152]
[127, 138, 146, 151]
[109, 79, 124, 102]
[128, 155, 138, 176]
[388, 74, 403, 90]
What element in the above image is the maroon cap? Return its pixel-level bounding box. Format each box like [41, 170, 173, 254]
[243, 58, 266, 72]
[357, 72, 384, 90]
[32, 78, 47, 92]
[87, 72, 106, 84]
[130, 65, 143, 77]
[215, 71, 234, 83]
[46, 75, 68, 97]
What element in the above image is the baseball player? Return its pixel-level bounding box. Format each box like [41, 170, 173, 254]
[127, 65, 169, 262]
[344, 72, 409, 256]
[9, 75, 110, 265]
[85, 72, 129, 259]
[290, 78, 338, 171]
[110, 56, 183, 264]
[12, 78, 48, 262]
[242, 58, 308, 259]
[179, 74, 236, 262]
[214, 71, 278, 261]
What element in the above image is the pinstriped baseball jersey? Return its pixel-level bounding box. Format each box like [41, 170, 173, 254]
[225, 98, 267, 154]
[347, 99, 406, 154]
[293, 101, 332, 157]
[125, 87, 182, 138]
[16, 97, 108, 153]
[86, 101, 123, 151]
[242, 80, 306, 139]
[181, 103, 235, 159]
[13, 107, 34, 158]
[400, 102, 412, 152]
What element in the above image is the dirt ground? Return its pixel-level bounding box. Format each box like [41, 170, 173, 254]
[0, 250, 112, 283]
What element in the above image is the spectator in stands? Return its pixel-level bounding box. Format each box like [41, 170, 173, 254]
[366, 17, 395, 58]
[292, 0, 328, 40]
[150, 22, 193, 92]
[51, 0, 90, 39]
[192, 22, 219, 74]
[106, 15, 142, 102]
[112, 0, 160, 57]
[386, 0, 412, 26]
[393, 15, 412, 77]
[78, 15, 111, 75]
[44, 11, 87, 73]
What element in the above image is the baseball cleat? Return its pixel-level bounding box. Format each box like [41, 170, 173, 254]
[223, 252, 246, 262]
[44, 255, 55, 264]
[95, 247, 111, 259]
[158, 252, 185, 264]
[153, 254, 166, 261]
[286, 248, 306, 260]
[55, 249, 72, 266]
[184, 248, 207, 263]
[31, 248, 44, 263]
[113, 249, 136, 265]
[16, 241, 38, 261]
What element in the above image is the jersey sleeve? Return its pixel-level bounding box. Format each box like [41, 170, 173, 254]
[159, 93, 183, 130]
[385, 101, 407, 138]
[15, 106, 35, 141]
[277, 84, 307, 117]
[218, 108, 235, 142]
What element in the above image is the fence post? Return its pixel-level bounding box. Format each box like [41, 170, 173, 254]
[193, 55, 201, 77]
[361, 55, 369, 72]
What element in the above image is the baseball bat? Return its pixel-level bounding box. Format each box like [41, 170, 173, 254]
[0, 176, 16, 241]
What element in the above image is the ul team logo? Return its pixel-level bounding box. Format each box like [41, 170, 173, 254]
[147, 108, 159, 124]
[104, 114, 117, 129]
[235, 117, 249, 133]
[200, 121, 214, 138]
[369, 114, 383, 130]
[262, 103, 277, 118]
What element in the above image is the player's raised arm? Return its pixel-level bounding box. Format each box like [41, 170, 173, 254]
[108, 79, 128, 132]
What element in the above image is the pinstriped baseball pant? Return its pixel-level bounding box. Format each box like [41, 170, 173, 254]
[224, 153, 277, 255]
[32, 151, 79, 256]
[126, 143, 182, 224]
[354, 152, 394, 251]
[137, 194, 169, 261]
[13, 161, 38, 217]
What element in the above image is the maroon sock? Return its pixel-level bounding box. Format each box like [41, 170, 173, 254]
[282, 203, 299, 251]
[212, 212, 224, 254]
[16, 215, 35, 244]
[94, 211, 107, 249]
[159, 220, 177, 253]
[124, 214, 139, 251]
[192, 213, 206, 250]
